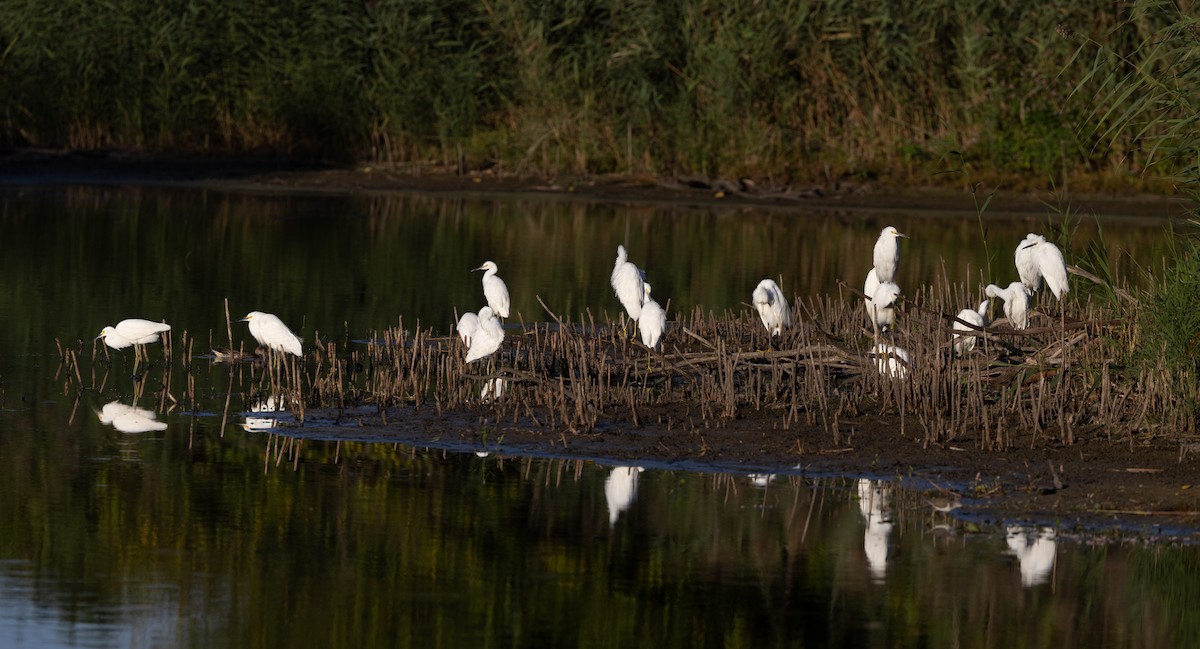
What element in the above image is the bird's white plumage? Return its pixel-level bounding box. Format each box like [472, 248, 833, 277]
[952, 300, 990, 355]
[1015, 233, 1042, 291]
[241, 311, 303, 356]
[752, 278, 791, 336]
[480, 377, 506, 402]
[1016, 233, 1069, 299]
[97, 318, 171, 350]
[474, 261, 510, 318]
[638, 283, 666, 350]
[870, 343, 910, 379]
[457, 311, 481, 345]
[985, 282, 1031, 330]
[465, 306, 504, 363]
[863, 267, 880, 307]
[872, 226, 907, 283]
[611, 245, 646, 322]
[869, 282, 902, 332]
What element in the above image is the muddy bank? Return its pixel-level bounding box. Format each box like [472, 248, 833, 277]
[277, 401, 1199, 539]
[1, 149, 1190, 221]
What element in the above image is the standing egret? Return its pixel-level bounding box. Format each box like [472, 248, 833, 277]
[611, 245, 646, 323]
[752, 278, 791, 336]
[985, 282, 1032, 330]
[638, 283, 666, 350]
[872, 226, 908, 283]
[96, 318, 171, 363]
[241, 311, 303, 356]
[473, 261, 510, 318]
[952, 300, 990, 355]
[869, 282, 902, 333]
[457, 310, 482, 345]
[465, 306, 504, 363]
[1015, 234, 1069, 299]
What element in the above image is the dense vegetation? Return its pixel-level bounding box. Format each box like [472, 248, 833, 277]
[0, 0, 1188, 189]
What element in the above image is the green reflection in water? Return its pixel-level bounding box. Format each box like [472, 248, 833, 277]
[0, 186, 1195, 648]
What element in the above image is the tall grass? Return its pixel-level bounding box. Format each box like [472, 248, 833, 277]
[1065, 0, 1200, 419]
[0, 0, 1179, 187]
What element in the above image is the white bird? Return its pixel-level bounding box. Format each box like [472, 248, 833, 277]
[96, 318, 171, 351]
[863, 267, 880, 307]
[241, 311, 303, 357]
[985, 282, 1032, 330]
[869, 282, 902, 332]
[872, 226, 908, 282]
[638, 283, 666, 350]
[871, 343, 910, 379]
[952, 300, 990, 355]
[473, 261, 510, 318]
[604, 466, 644, 527]
[456, 310, 482, 345]
[480, 377, 506, 402]
[1015, 234, 1069, 299]
[465, 306, 504, 363]
[97, 401, 168, 433]
[611, 245, 646, 322]
[752, 279, 792, 336]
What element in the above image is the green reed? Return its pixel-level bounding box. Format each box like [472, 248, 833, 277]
[0, 0, 1180, 189]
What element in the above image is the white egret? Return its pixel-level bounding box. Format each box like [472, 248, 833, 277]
[241, 311, 303, 357]
[96, 319, 171, 359]
[985, 282, 1031, 330]
[869, 282, 902, 332]
[871, 343, 910, 379]
[480, 377, 506, 402]
[638, 283, 666, 350]
[473, 261, 511, 318]
[97, 401, 168, 433]
[752, 278, 791, 336]
[872, 226, 908, 283]
[610, 245, 646, 323]
[464, 306, 504, 363]
[456, 310, 482, 345]
[1015, 233, 1069, 299]
[952, 300, 990, 355]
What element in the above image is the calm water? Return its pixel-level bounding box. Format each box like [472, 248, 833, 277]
[0, 185, 1197, 648]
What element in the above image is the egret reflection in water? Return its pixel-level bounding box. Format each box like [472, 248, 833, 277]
[242, 396, 287, 432]
[857, 479, 894, 582]
[604, 466, 644, 527]
[97, 400, 168, 433]
[1006, 526, 1057, 587]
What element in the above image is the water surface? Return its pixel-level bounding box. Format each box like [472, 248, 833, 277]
[0, 185, 1195, 648]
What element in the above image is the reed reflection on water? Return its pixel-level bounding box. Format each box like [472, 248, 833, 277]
[0, 186, 1196, 648]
